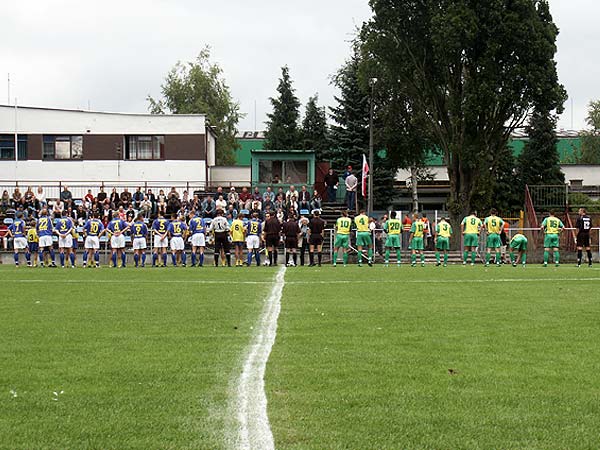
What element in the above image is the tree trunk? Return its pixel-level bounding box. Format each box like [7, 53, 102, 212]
[410, 166, 419, 213]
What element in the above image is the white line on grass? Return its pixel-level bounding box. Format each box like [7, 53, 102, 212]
[235, 265, 286, 450]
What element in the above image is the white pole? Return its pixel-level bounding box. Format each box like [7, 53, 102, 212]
[14, 97, 18, 162]
[7, 73, 10, 104]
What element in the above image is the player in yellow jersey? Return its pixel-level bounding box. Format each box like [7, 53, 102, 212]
[26, 220, 39, 267]
[435, 217, 452, 267]
[230, 213, 247, 266]
[383, 212, 402, 266]
[509, 233, 528, 267]
[333, 210, 352, 266]
[541, 210, 564, 267]
[354, 209, 373, 266]
[461, 212, 482, 265]
[409, 213, 426, 267]
[483, 208, 504, 267]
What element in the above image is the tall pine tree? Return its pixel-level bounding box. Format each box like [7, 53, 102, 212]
[264, 66, 301, 150]
[301, 94, 329, 158]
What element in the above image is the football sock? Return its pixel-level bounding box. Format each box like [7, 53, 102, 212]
[463, 251, 468, 263]
[273, 250, 278, 265]
[83, 252, 88, 265]
[181, 253, 186, 265]
[543, 251, 549, 264]
[334, 251, 339, 264]
[141, 253, 146, 265]
[199, 253, 204, 266]
[162, 253, 167, 266]
[587, 250, 593, 264]
[420, 254, 425, 264]
[25, 252, 31, 263]
[121, 253, 126, 267]
[384, 249, 389, 262]
[94, 252, 100, 264]
[318, 252, 322, 265]
[111, 253, 117, 267]
[357, 251, 362, 264]
[396, 250, 401, 263]
[522, 254, 527, 264]
[309, 252, 314, 265]
[14, 253, 19, 264]
[435, 252, 440, 264]
[247, 252, 252, 265]
[485, 253, 490, 265]
[152, 253, 158, 266]
[444, 253, 448, 265]
[70, 253, 75, 266]
[171, 254, 177, 266]
[134, 254, 139, 266]
[269, 252, 273, 265]
[510, 252, 515, 263]
[411, 254, 416, 265]
[50, 249, 56, 262]
[255, 251, 260, 266]
[39, 250, 44, 263]
[292, 253, 297, 265]
[226, 253, 231, 267]
[191, 253, 197, 266]
[554, 251, 560, 264]
[471, 252, 476, 264]
[214, 254, 219, 266]
[60, 253, 65, 266]
[368, 249, 373, 261]
[577, 250, 583, 265]
[343, 253, 348, 265]
[495, 252, 501, 264]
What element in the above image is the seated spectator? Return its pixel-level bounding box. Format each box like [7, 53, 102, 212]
[311, 190, 322, 211]
[227, 204, 238, 220]
[285, 185, 297, 204]
[288, 194, 298, 213]
[76, 204, 88, 224]
[182, 190, 190, 206]
[117, 205, 127, 220]
[228, 187, 239, 207]
[250, 200, 262, 212]
[146, 188, 156, 215]
[238, 187, 251, 210]
[201, 195, 216, 218]
[189, 194, 201, 213]
[132, 187, 144, 209]
[298, 185, 311, 210]
[276, 207, 285, 223]
[168, 187, 179, 200]
[23, 187, 36, 211]
[120, 188, 132, 207]
[215, 186, 224, 199]
[1, 190, 10, 213]
[157, 189, 167, 215]
[60, 186, 73, 207]
[84, 189, 95, 208]
[125, 204, 136, 221]
[140, 195, 152, 217]
[53, 199, 65, 218]
[12, 187, 22, 208]
[263, 186, 275, 204]
[274, 194, 285, 211]
[97, 186, 107, 203]
[215, 194, 227, 211]
[252, 187, 262, 204]
[272, 174, 281, 184]
[36, 186, 47, 208]
[166, 195, 181, 215]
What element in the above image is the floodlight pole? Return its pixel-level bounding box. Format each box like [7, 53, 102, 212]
[367, 79, 375, 216]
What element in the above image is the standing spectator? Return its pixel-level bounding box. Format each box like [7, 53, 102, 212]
[345, 171, 358, 211]
[97, 186, 107, 203]
[422, 213, 432, 251]
[168, 187, 180, 200]
[298, 214, 310, 266]
[402, 212, 412, 250]
[60, 186, 73, 208]
[324, 169, 338, 203]
[344, 165, 353, 179]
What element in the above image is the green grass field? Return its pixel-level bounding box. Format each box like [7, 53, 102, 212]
[1, 264, 600, 449]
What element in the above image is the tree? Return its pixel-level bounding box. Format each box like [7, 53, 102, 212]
[147, 47, 242, 165]
[517, 110, 565, 187]
[301, 94, 329, 158]
[361, 0, 566, 224]
[264, 66, 301, 150]
[579, 100, 600, 164]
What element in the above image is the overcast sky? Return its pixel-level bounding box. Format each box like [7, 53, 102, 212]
[2, 0, 597, 131]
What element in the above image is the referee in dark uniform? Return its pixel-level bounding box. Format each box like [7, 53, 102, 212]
[263, 211, 282, 266]
[576, 207, 593, 267]
[308, 210, 326, 266]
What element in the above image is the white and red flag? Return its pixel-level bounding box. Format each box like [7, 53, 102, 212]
[361, 154, 369, 198]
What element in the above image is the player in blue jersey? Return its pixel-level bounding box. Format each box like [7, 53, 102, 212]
[36, 208, 56, 267]
[107, 212, 130, 268]
[151, 212, 169, 267]
[168, 213, 188, 267]
[131, 214, 149, 268]
[245, 211, 263, 266]
[83, 212, 105, 268]
[6, 212, 30, 266]
[55, 211, 76, 268]
[188, 211, 207, 267]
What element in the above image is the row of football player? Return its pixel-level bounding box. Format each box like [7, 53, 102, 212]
[331, 208, 594, 268]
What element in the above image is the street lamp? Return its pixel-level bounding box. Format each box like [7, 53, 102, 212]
[367, 78, 377, 216]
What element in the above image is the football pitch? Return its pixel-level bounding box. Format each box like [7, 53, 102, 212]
[1, 264, 600, 449]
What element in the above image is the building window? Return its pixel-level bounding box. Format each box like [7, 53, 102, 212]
[43, 136, 83, 160]
[125, 136, 164, 160]
[258, 159, 308, 184]
[0, 135, 27, 160]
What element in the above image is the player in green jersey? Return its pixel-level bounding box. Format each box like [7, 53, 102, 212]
[509, 233, 528, 267]
[461, 212, 482, 265]
[540, 210, 564, 267]
[354, 210, 373, 267]
[333, 210, 352, 266]
[383, 212, 402, 266]
[410, 213, 426, 267]
[435, 217, 452, 267]
[483, 208, 504, 267]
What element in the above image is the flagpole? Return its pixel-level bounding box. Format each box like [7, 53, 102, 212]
[367, 79, 375, 216]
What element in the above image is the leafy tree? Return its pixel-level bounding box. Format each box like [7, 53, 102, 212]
[148, 47, 242, 165]
[361, 0, 566, 224]
[301, 94, 329, 157]
[517, 110, 565, 188]
[264, 66, 301, 150]
[579, 100, 600, 164]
